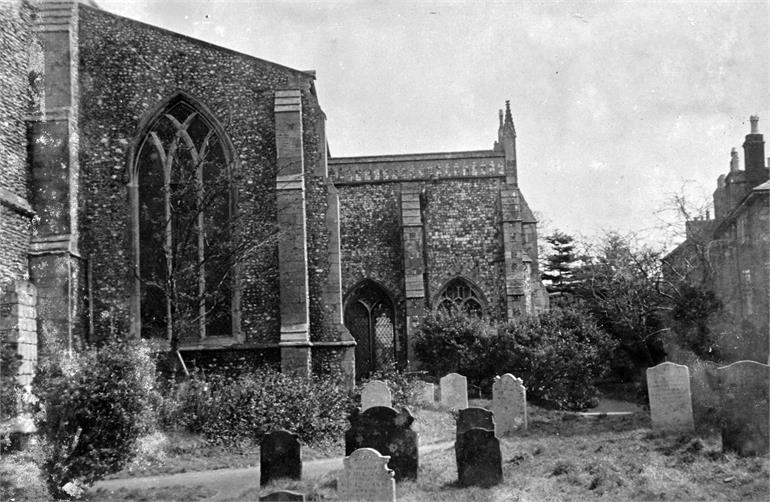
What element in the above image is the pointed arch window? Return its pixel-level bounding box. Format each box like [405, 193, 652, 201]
[130, 95, 236, 343]
[436, 278, 485, 317]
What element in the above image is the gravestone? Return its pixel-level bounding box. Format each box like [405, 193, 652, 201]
[457, 407, 495, 435]
[361, 380, 392, 411]
[338, 448, 396, 502]
[416, 381, 435, 405]
[440, 373, 468, 410]
[455, 427, 503, 487]
[718, 360, 769, 456]
[344, 406, 418, 480]
[492, 373, 527, 436]
[260, 429, 301, 486]
[259, 490, 305, 501]
[646, 362, 694, 431]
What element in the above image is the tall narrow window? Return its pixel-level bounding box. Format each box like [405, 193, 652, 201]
[436, 278, 484, 317]
[134, 97, 233, 342]
[344, 280, 396, 379]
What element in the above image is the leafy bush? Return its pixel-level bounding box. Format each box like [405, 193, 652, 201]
[493, 307, 617, 409]
[0, 339, 22, 421]
[413, 310, 494, 389]
[415, 307, 616, 410]
[164, 366, 355, 448]
[33, 340, 158, 499]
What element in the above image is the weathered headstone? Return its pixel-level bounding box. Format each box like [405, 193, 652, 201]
[338, 448, 396, 502]
[344, 406, 418, 480]
[457, 407, 495, 435]
[416, 381, 435, 405]
[646, 362, 694, 431]
[455, 427, 503, 487]
[492, 373, 527, 436]
[361, 380, 392, 411]
[440, 372, 468, 410]
[259, 490, 306, 501]
[718, 360, 769, 456]
[260, 429, 301, 486]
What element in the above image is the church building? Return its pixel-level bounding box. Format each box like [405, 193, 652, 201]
[0, 0, 548, 387]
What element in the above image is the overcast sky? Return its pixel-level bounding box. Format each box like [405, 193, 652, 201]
[96, 0, 769, 249]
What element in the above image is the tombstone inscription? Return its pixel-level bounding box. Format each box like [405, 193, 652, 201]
[361, 380, 392, 411]
[344, 406, 418, 480]
[646, 362, 694, 431]
[718, 360, 769, 456]
[440, 373, 468, 410]
[455, 427, 503, 487]
[492, 373, 527, 436]
[338, 448, 396, 502]
[260, 429, 301, 486]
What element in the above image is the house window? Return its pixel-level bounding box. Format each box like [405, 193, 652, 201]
[436, 278, 484, 317]
[133, 97, 234, 341]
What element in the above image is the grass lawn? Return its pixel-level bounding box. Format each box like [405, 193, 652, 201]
[4, 401, 768, 501]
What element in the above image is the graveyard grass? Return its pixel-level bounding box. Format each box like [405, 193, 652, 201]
[251, 400, 769, 502]
[4, 401, 769, 501]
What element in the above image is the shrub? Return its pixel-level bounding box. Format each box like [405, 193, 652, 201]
[0, 339, 22, 422]
[414, 307, 616, 410]
[493, 307, 617, 409]
[33, 340, 158, 499]
[165, 366, 355, 449]
[413, 310, 494, 389]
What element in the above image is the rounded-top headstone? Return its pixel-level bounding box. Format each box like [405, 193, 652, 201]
[646, 362, 694, 431]
[361, 380, 392, 411]
[440, 372, 468, 410]
[492, 373, 527, 435]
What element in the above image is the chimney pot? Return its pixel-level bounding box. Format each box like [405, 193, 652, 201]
[750, 115, 759, 134]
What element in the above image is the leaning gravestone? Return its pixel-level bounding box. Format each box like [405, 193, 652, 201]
[345, 406, 418, 480]
[259, 490, 305, 501]
[338, 448, 396, 502]
[455, 427, 503, 487]
[457, 407, 495, 435]
[361, 380, 392, 411]
[440, 373, 468, 410]
[416, 381, 435, 405]
[646, 362, 694, 431]
[492, 373, 527, 436]
[718, 360, 769, 456]
[260, 429, 301, 486]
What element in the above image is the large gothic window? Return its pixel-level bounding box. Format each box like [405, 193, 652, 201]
[344, 280, 396, 379]
[133, 96, 234, 342]
[436, 278, 484, 317]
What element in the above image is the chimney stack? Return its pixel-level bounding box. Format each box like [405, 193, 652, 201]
[743, 115, 767, 184]
[730, 147, 739, 172]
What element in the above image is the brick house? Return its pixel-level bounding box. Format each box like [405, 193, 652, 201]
[0, 0, 547, 385]
[664, 117, 769, 363]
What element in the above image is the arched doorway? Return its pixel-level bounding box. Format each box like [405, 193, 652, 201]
[344, 280, 395, 379]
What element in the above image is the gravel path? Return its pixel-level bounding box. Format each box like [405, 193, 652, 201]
[91, 440, 455, 501]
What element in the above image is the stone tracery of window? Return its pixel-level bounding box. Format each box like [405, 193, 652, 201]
[437, 278, 484, 317]
[134, 99, 233, 342]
